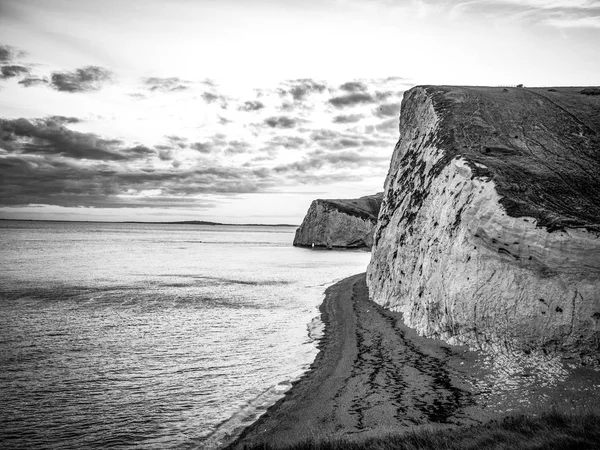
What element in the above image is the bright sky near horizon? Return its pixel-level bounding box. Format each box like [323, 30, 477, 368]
[1, 0, 599, 223]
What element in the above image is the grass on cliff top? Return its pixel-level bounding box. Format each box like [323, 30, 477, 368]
[244, 410, 600, 450]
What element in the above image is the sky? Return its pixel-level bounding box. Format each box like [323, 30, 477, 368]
[1, 0, 599, 224]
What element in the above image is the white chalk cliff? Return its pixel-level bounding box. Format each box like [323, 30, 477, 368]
[294, 194, 383, 249]
[367, 86, 600, 363]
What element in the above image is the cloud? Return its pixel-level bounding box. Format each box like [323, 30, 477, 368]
[157, 148, 174, 161]
[339, 81, 368, 92]
[0, 149, 277, 208]
[328, 92, 374, 108]
[0, 44, 25, 63]
[0, 118, 152, 161]
[320, 150, 390, 166]
[50, 66, 113, 92]
[280, 79, 327, 101]
[202, 92, 219, 103]
[272, 147, 390, 185]
[311, 129, 340, 142]
[166, 135, 187, 148]
[202, 91, 229, 108]
[543, 13, 600, 28]
[18, 76, 49, 87]
[375, 118, 399, 132]
[143, 77, 190, 92]
[0, 45, 13, 63]
[238, 100, 265, 111]
[47, 116, 82, 125]
[308, 127, 395, 151]
[332, 114, 364, 123]
[1, 65, 29, 79]
[443, 0, 600, 28]
[264, 116, 298, 128]
[191, 142, 214, 153]
[374, 102, 401, 117]
[268, 135, 306, 150]
[0, 46, 31, 83]
[226, 140, 251, 154]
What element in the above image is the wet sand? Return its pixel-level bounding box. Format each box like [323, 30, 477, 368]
[227, 273, 600, 449]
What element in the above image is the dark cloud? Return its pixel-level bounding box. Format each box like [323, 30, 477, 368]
[202, 92, 219, 103]
[18, 76, 48, 87]
[333, 114, 364, 124]
[157, 148, 173, 161]
[0, 152, 276, 208]
[238, 100, 265, 111]
[0, 44, 25, 63]
[48, 116, 81, 124]
[375, 91, 395, 100]
[166, 135, 186, 142]
[166, 135, 187, 148]
[280, 79, 327, 101]
[143, 77, 189, 92]
[202, 91, 228, 108]
[328, 92, 374, 108]
[0, 45, 13, 63]
[191, 136, 251, 154]
[1, 65, 29, 79]
[191, 142, 213, 153]
[0, 118, 151, 161]
[374, 103, 401, 117]
[339, 81, 368, 92]
[264, 116, 298, 129]
[126, 145, 154, 157]
[51, 66, 113, 92]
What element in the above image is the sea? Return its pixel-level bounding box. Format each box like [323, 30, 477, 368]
[0, 220, 371, 449]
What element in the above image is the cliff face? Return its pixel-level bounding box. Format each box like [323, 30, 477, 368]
[367, 86, 600, 362]
[294, 193, 383, 249]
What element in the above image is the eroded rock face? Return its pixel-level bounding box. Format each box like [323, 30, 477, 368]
[367, 86, 600, 362]
[294, 193, 383, 249]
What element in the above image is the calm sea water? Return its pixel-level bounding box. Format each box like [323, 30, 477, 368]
[0, 221, 370, 449]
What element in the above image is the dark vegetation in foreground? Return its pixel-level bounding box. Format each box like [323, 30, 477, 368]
[243, 410, 600, 450]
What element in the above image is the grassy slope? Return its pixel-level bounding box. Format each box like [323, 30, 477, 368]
[423, 86, 600, 232]
[319, 193, 383, 222]
[244, 410, 600, 450]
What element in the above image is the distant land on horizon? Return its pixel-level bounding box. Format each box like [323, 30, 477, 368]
[0, 218, 298, 227]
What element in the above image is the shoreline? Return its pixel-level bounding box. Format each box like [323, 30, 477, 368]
[223, 273, 365, 449]
[226, 273, 600, 449]
[225, 273, 482, 449]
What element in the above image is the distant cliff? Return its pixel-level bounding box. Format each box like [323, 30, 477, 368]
[294, 193, 383, 249]
[367, 86, 600, 363]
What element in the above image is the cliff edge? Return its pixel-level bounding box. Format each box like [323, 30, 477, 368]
[293, 193, 383, 249]
[367, 86, 600, 363]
